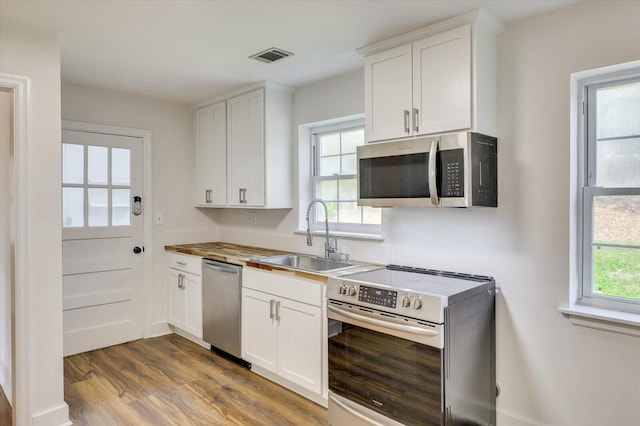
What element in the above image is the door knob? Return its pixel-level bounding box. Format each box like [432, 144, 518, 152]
[133, 246, 143, 254]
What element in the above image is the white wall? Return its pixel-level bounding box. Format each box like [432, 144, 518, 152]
[0, 17, 69, 426]
[61, 83, 220, 333]
[488, 3, 640, 424]
[216, 2, 640, 425]
[0, 87, 13, 405]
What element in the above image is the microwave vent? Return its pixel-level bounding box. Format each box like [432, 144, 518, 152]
[249, 47, 294, 64]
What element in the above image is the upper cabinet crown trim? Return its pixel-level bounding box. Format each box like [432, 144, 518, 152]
[357, 8, 504, 57]
[192, 80, 294, 110]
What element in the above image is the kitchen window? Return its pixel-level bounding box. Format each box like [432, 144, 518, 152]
[310, 120, 381, 234]
[579, 72, 640, 313]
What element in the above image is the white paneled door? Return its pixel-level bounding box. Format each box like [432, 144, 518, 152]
[61, 129, 144, 356]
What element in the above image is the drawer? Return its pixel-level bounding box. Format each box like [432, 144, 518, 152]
[167, 252, 202, 276]
[243, 266, 322, 307]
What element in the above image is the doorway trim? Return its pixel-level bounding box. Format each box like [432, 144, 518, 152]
[1, 72, 29, 426]
[61, 120, 154, 338]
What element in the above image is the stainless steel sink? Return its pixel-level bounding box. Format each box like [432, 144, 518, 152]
[255, 254, 356, 273]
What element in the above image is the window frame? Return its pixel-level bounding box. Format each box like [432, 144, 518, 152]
[309, 119, 382, 235]
[578, 72, 640, 313]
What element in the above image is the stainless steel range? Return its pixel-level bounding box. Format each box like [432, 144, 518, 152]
[327, 265, 496, 426]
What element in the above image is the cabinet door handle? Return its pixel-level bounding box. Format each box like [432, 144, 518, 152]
[413, 108, 419, 133]
[275, 300, 281, 322]
[176, 261, 187, 266]
[178, 274, 184, 289]
[270, 299, 275, 320]
[404, 109, 410, 133]
[206, 189, 212, 203]
[239, 188, 247, 204]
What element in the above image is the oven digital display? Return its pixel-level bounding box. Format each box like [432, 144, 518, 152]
[358, 285, 397, 308]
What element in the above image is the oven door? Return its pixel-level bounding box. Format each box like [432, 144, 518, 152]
[327, 300, 444, 426]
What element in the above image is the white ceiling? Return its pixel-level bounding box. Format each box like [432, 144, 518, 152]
[1, 0, 578, 105]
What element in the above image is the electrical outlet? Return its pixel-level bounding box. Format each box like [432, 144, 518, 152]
[250, 212, 257, 225]
[155, 212, 163, 225]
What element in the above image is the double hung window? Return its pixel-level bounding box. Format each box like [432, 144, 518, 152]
[580, 74, 640, 311]
[311, 121, 381, 234]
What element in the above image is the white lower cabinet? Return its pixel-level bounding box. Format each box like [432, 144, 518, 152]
[242, 267, 323, 399]
[243, 288, 278, 372]
[167, 253, 203, 339]
[277, 297, 322, 391]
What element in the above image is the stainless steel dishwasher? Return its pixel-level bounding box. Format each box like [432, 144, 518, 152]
[202, 258, 248, 366]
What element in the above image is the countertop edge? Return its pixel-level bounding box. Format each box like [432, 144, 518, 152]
[165, 242, 382, 282]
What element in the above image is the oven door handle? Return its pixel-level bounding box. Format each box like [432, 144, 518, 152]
[328, 305, 439, 337]
[329, 395, 387, 426]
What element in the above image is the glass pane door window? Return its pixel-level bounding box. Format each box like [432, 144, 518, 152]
[62, 142, 132, 228]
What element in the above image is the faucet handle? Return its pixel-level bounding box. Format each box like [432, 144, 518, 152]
[328, 236, 338, 249]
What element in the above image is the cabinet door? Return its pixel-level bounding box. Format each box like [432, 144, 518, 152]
[183, 274, 203, 339]
[413, 25, 472, 135]
[242, 288, 277, 373]
[167, 268, 185, 329]
[196, 102, 227, 206]
[364, 44, 413, 142]
[227, 89, 265, 207]
[277, 298, 322, 394]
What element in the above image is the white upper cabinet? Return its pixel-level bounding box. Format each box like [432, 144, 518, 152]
[227, 89, 265, 207]
[364, 44, 413, 142]
[361, 10, 502, 143]
[413, 25, 471, 135]
[194, 82, 293, 209]
[196, 101, 227, 206]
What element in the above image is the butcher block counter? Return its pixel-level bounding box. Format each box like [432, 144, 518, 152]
[165, 242, 291, 264]
[164, 241, 381, 281]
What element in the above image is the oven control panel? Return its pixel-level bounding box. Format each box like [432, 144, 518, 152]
[328, 277, 449, 324]
[358, 285, 397, 308]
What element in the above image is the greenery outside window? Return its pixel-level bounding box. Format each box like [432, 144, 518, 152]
[311, 120, 381, 234]
[580, 74, 640, 312]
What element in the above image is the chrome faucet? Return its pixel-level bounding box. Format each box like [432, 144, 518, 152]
[305, 198, 337, 259]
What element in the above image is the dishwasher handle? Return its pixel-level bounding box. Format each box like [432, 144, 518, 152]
[203, 259, 240, 274]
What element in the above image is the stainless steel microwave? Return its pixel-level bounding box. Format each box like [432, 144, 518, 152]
[357, 132, 497, 207]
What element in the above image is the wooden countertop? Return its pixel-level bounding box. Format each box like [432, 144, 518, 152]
[164, 242, 292, 264]
[164, 241, 382, 282]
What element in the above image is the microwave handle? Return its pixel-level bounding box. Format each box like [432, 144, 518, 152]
[428, 138, 440, 206]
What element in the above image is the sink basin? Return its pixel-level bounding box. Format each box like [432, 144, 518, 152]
[256, 254, 356, 273]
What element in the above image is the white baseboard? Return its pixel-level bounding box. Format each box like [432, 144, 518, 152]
[32, 402, 71, 426]
[250, 364, 328, 408]
[0, 357, 11, 405]
[150, 320, 171, 337]
[169, 326, 210, 349]
[497, 408, 537, 426]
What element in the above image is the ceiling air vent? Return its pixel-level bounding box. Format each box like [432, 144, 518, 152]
[249, 47, 294, 64]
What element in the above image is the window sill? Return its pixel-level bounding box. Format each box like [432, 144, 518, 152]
[293, 229, 385, 242]
[559, 304, 640, 337]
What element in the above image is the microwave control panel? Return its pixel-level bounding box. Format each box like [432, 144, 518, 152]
[440, 149, 464, 198]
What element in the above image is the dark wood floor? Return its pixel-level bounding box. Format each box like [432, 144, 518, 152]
[0, 383, 10, 426]
[64, 333, 328, 425]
